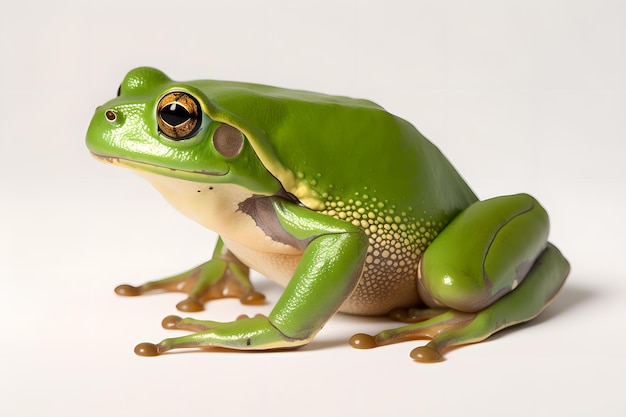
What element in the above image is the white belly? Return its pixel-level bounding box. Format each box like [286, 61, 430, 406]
[136, 170, 303, 287]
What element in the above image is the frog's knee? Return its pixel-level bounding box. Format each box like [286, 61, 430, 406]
[417, 259, 496, 312]
[417, 194, 550, 312]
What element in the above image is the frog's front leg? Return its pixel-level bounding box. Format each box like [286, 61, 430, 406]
[114, 238, 264, 312]
[134, 200, 369, 356]
[351, 194, 570, 362]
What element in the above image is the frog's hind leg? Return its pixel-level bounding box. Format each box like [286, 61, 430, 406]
[351, 243, 569, 362]
[114, 238, 265, 312]
[351, 194, 569, 362]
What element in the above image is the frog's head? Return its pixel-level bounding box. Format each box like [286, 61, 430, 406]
[86, 67, 281, 195]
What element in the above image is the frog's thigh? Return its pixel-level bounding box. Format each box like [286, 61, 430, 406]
[419, 194, 549, 312]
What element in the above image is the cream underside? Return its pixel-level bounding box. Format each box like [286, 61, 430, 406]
[135, 170, 303, 287]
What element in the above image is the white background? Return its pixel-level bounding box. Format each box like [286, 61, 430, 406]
[1, 1, 624, 416]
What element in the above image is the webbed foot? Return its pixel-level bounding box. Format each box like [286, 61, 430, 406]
[349, 310, 475, 363]
[133, 315, 307, 356]
[114, 239, 264, 312]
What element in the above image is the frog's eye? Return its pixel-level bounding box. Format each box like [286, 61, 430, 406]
[213, 124, 244, 158]
[157, 92, 201, 140]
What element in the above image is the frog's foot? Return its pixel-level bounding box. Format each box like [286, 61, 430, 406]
[114, 243, 264, 312]
[133, 315, 308, 357]
[350, 243, 569, 362]
[350, 310, 476, 362]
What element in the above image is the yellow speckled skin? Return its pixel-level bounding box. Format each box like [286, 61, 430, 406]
[319, 193, 445, 314]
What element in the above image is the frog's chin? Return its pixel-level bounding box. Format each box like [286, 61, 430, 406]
[89, 152, 228, 182]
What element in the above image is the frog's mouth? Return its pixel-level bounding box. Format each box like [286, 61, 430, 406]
[90, 152, 229, 182]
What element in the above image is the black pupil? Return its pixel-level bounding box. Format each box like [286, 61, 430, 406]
[161, 103, 191, 126]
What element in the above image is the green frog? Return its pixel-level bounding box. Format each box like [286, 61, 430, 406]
[86, 67, 569, 362]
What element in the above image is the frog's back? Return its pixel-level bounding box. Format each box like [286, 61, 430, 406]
[195, 79, 477, 218]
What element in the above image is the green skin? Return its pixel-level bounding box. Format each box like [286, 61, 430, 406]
[86, 67, 569, 362]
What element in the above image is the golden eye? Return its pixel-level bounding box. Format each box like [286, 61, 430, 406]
[156, 92, 201, 140]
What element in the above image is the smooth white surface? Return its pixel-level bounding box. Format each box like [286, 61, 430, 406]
[1, 1, 625, 416]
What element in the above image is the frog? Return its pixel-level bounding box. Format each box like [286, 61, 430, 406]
[85, 67, 570, 362]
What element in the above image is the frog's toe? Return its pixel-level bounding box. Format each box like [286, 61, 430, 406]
[410, 345, 444, 363]
[349, 333, 377, 349]
[134, 342, 161, 357]
[239, 291, 266, 305]
[176, 296, 204, 312]
[161, 316, 225, 332]
[114, 284, 141, 296]
[161, 315, 183, 329]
